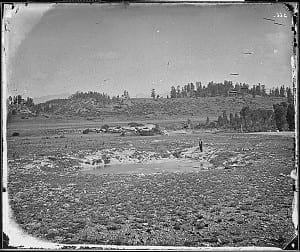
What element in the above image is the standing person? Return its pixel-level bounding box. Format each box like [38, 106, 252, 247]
[199, 139, 203, 152]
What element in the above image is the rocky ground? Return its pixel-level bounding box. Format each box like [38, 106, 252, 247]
[6, 123, 296, 248]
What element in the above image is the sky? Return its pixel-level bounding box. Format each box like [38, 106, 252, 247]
[3, 2, 295, 99]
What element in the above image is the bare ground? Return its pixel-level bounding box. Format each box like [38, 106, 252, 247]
[5, 120, 296, 248]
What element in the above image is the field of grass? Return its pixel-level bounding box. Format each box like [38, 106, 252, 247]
[6, 119, 295, 248]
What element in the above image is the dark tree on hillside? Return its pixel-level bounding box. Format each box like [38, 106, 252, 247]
[222, 110, 228, 125]
[195, 82, 202, 97]
[170, 86, 177, 98]
[251, 85, 255, 96]
[240, 106, 251, 130]
[273, 102, 288, 131]
[123, 90, 130, 99]
[190, 83, 195, 97]
[279, 85, 285, 97]
[256, 83, 261, 96]
[286, 87, 293, 103]
[286, 103, 295, 131]
[181, 87, 187, 98]
[17, 95, 22, 104]
[261, 85, 266, 96]
[186, 84, 190, 94]
[151, 89, 156, 99]
[217, 115, 224, 127]
[234, 113, 240, 129]
[206, 116, 210, 125]
[25, 97, 34, 107]
[176, 85, 181, 98]
[274, 87, 280, 97]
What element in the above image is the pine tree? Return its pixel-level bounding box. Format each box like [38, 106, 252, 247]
[25, 97, 34, 107]
[217, 115, 224, 127]
[256, 84, 261, 96]
[151, 89, 156, 99]
[240, 106, 250, 131]
[222, 110, 228, 125]
[274, 87, 280, 97]
[176, 85, 181, 98]
[286, 87, 293, 103]
[170, 86, 177, 98]
[234, 113, 240, 129]
[261, 85, 266, 96]
[206, 116, 210, 125]
[273, 103, 288, 131]
[279, 85, 285, 97]
[190, 83, 195, 97]
[286, 103, 295, 131]
[17, 95, 22, 104]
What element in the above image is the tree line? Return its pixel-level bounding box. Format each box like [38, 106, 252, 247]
[196, 101, 295, 132]
[166, 81, 293, 100]
[7, 95, 34, 107]
[70, 90, 130, 101]
[70, 91, 113, 106]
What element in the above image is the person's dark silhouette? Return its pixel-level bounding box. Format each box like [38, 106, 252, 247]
[199, 140, 203, 152]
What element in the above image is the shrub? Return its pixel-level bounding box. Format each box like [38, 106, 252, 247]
[101, 124, 110, 131]
[82, 129, 89, 134]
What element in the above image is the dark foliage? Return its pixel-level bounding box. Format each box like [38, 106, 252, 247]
[169, 81, 291, 99]
[82, 129, 90, 134]
[208, 101, 294, 132]
[204, 106, 276, 132]
[286, 103, 295, 131]
[273, 102, 288, 131]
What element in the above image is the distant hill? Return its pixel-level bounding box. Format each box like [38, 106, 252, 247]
[33, 93, 71, 104]
[124, 96, 288, 121]
[17, 94, 288, 122]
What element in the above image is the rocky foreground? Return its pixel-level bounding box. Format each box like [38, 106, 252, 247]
[7, 129, 295, 248]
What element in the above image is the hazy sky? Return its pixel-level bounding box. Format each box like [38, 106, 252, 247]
[4, 3, 294, 98]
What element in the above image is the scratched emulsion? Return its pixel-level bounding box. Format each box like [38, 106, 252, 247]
[287, 3, 299, 240]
